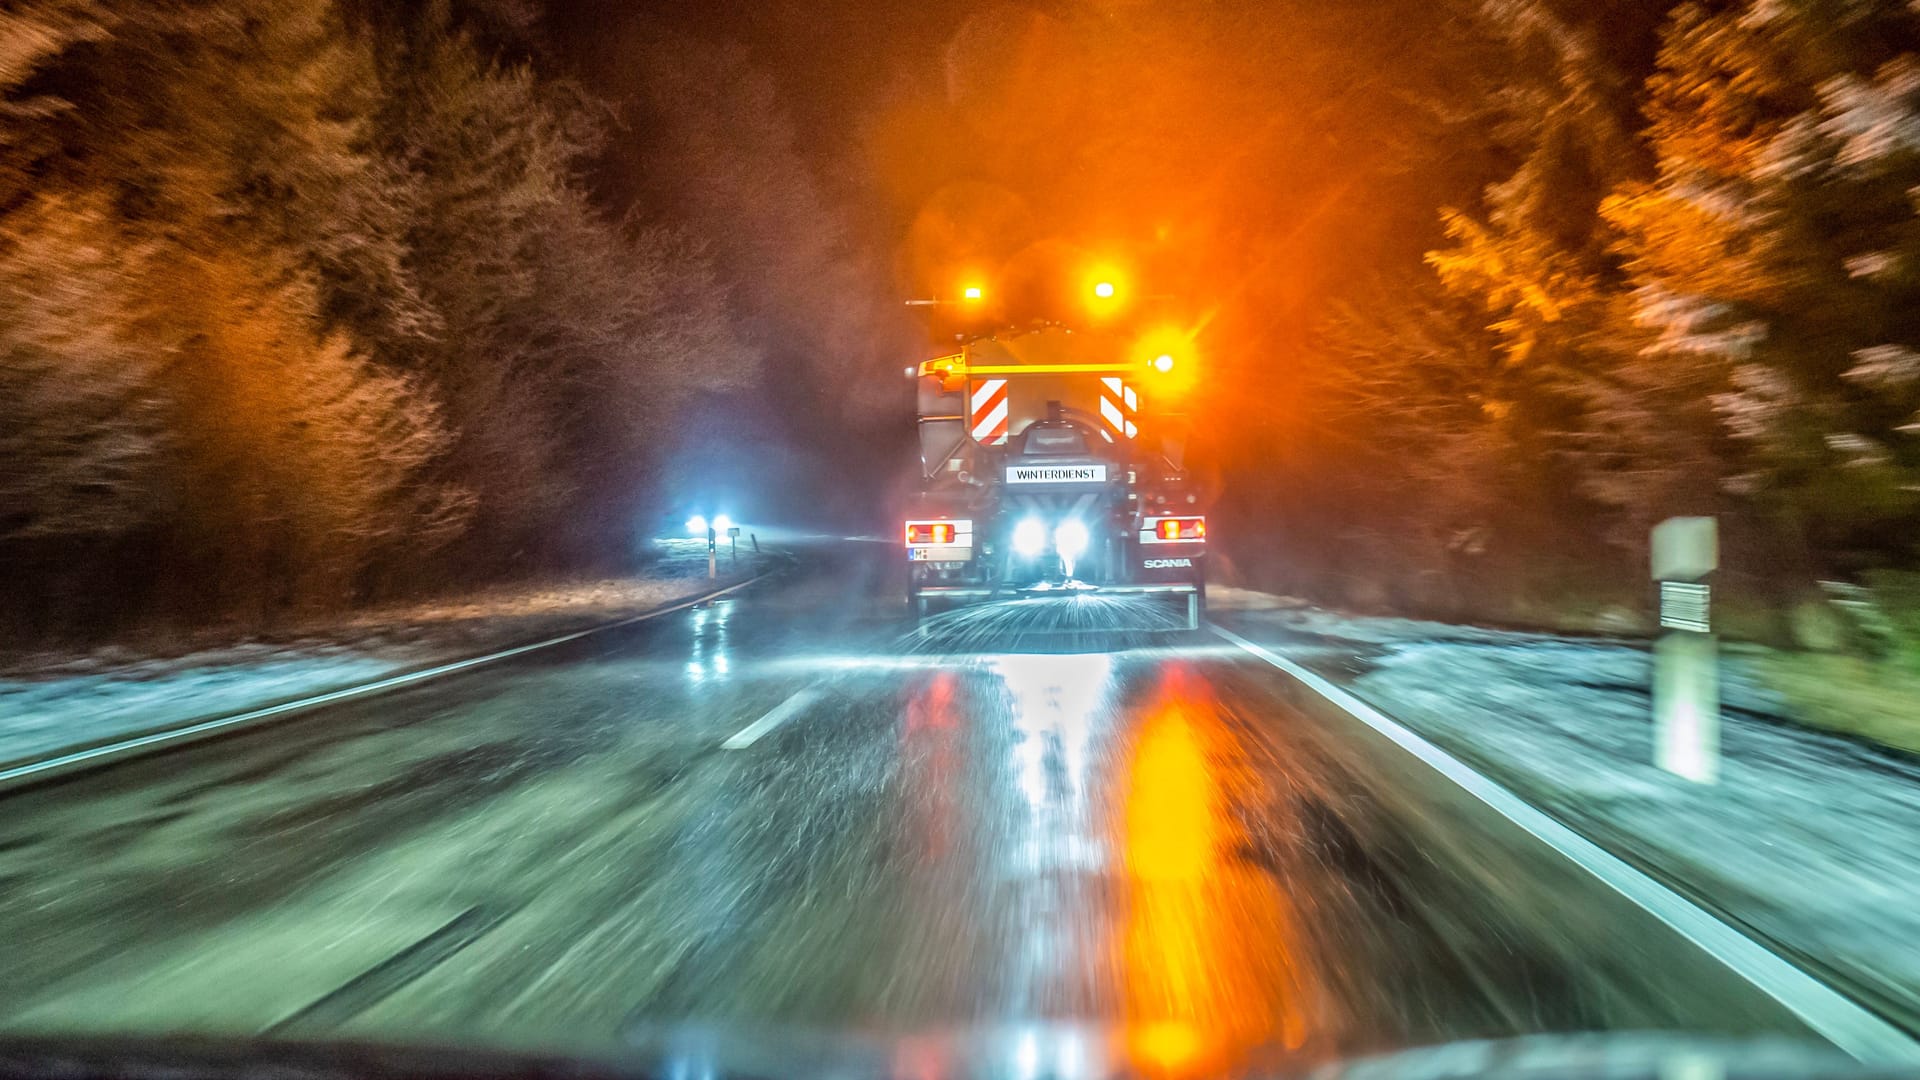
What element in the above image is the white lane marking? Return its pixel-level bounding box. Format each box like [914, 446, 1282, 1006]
[0, 573, 773, 790]
[722, 688, 823, 750]
[1211, 622, 1920, 1064]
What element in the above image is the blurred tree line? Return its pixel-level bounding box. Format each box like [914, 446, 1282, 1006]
[856, 0, 1920, 629]
[1307, 0, 1920, 624]
[13, 0, 1918, 639]
[0, 0, 871, 639]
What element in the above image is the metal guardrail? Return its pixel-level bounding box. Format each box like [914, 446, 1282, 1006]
[0, 570, 778, 794]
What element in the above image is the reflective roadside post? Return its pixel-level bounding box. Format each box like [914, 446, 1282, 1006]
[1652, 516, 1719, 783]
[707, 524, 718, 580]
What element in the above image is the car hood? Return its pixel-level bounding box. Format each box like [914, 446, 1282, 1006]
[0, 1027, 1864, 1080]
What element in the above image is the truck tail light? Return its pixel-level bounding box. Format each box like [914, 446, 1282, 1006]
[1156, 517, 1206, 541]
[905, 521, 956, 545]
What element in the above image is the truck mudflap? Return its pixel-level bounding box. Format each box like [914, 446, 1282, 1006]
[909, 581, 1204, 631]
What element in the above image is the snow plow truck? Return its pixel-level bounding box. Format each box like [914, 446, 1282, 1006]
[903, 321, 1208, 630]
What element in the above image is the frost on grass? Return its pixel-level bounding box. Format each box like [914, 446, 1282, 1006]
[1222, 600, 1920, 1026]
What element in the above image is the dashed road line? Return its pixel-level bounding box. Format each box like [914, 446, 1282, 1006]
[722, 687, 823, 750]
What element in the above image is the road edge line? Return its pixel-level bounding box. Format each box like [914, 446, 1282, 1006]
[0, 571, 775, 792]
[1211, 622, 1920, 1064]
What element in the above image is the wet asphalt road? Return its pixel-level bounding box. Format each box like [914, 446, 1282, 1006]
[0, 544, 1820, 1072]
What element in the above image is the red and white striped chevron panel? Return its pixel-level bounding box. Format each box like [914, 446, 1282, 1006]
[969, 378, 1009, 445]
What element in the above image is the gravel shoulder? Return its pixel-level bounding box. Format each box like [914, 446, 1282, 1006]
[1211, 587, 1920, 1032]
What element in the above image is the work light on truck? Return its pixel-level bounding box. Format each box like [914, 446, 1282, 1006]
[1013, 517, 1048, 557]
[1054, 519, 1090, 561]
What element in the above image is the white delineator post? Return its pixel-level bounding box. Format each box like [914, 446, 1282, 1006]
[1651, 516, 1719, 783]
[707, 525, 718, 580]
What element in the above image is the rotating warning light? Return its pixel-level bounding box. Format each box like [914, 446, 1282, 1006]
[962, 285, 984, 301]
[1132, 327, 1199, 395]
[1093, 281, 1116, 299]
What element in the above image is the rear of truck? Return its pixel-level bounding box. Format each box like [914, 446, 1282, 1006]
[903, 326, 1208, 630]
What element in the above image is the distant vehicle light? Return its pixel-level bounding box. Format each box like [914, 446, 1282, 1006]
[1093, 281, 1116, 299]
[962, 285, 984, 300]
[1013, 517, 1048, 557]
[712, 514, 734, 532]
[1054, 519, 1090, 561]
[1153, 353, 1175, 373]
[686, 515, 707, 535]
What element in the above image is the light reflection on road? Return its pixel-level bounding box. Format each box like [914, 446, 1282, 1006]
[683, 601, 734, 684]
[866, 653, 1329, 1078]
[1119, 663, 1321, 1074]
[988, 652, 1115, 1029]
[0, 549, 1829, 1065]
[992, 654, 1108, 873]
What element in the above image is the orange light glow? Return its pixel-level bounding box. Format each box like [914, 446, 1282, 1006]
[1132, 327, 1199, 396]
[1130, 1021, 1203, 1071]
[1081, 263, 1130, 317]
[1118, 667, 1322, 1074]
[962, 285, 984, 300]
[1125, 703, 1214, 883]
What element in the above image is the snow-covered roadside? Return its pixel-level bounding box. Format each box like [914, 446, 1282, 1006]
[0, 541, 752, 769]
[1212, 587, 1920, 1031]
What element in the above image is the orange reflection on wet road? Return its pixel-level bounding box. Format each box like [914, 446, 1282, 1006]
[900, 670, 962, 861]
[883, 655, 1334, 1079]
[1118, 663, 1322, 1075]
